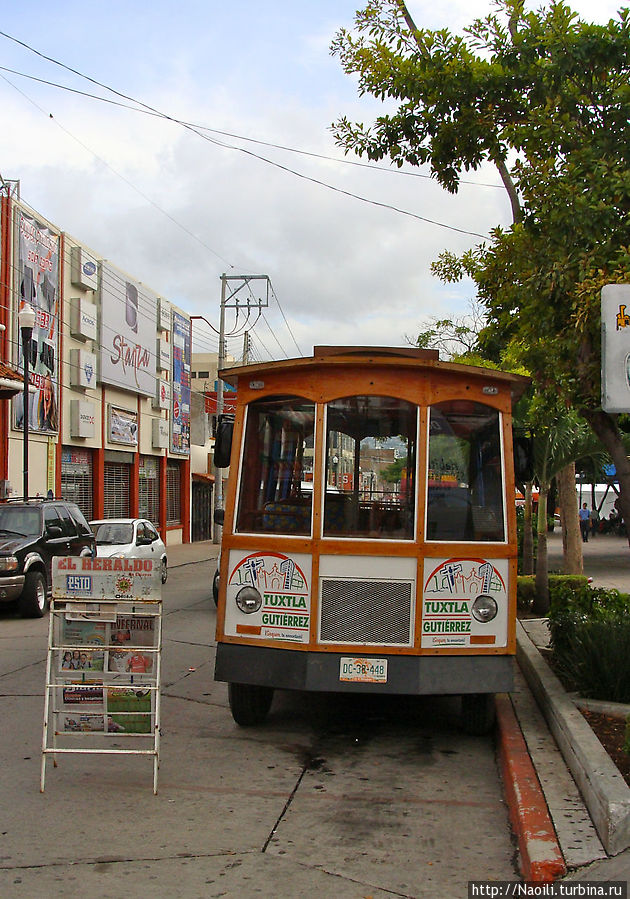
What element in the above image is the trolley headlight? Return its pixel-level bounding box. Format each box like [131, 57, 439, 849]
[0, 555, 18, 572]
[471, 594, 498, 623]
[235, 585, 262, 614]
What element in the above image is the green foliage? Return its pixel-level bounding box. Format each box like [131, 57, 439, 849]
[332, 0, 630, 412]
[548, 586, 630, 699]
[517, 573, 589, 611]
[380, 455, 407, 484]
[624, 717, 630, 756]
[553, 621, 630, 702]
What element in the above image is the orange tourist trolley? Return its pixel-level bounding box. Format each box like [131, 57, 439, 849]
[213, 346, 530, 733]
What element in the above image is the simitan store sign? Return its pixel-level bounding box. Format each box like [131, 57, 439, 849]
[99, 262, 157, 397]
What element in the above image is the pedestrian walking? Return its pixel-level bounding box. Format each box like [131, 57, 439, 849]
[579, 502, 592, 542]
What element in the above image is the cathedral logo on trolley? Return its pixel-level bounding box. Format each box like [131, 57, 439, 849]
[226, 551, 312, 644]
[422, 558, 509, 648]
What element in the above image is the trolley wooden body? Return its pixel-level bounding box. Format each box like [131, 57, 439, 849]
[213, 346, 530, 732]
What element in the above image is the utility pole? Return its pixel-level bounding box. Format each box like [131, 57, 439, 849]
[213, 274, 269, 542]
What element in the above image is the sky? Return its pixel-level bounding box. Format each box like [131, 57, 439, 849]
[0, 0, 623, 363]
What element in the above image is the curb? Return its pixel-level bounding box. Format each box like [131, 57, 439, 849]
[516, 620, 630, 856]
[496, 692, 567, 882]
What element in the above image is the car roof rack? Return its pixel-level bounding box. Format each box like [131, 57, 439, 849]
[0, 495, 61, 504]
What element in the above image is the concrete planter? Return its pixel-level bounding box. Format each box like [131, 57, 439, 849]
[517, 620, 630, 856]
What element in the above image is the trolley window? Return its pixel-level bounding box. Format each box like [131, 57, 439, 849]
[323, 396, 416, 540]
[236, 396, 315, 535]
[426, 401, 505, 542]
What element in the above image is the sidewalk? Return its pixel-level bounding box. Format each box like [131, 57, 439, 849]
[167, 538, 219, 568]
[547, 530, 630, 593]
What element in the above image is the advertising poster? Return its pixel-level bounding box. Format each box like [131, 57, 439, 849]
[99, 262, 157, 396]
[171, 309, 191, 454]
[108, 406, 138, 446]
[13, 211, 60, 434]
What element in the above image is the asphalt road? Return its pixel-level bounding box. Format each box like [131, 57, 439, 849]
[0, 555, 521, 899]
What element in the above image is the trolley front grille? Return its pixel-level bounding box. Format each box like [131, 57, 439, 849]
[319, 578, 413, 645]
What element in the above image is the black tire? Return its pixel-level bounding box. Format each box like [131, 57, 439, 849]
[18, 570, 47, 618]
[161, 558, 168, 584]
[228, 682, 274, 726]
[461, 693, 496, 735]
[212, 569, 219, 606]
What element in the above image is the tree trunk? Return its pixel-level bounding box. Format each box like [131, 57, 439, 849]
[532, 484, 550, 615]
[556, 462, 583, 574]
[522, 481, 534, 575]
[582, 409, 630, 548]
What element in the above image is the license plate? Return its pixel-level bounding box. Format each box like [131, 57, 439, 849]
[339, 657, 388, 683]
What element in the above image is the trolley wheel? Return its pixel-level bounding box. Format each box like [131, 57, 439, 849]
[212, 568, 219, 606]
[228, 682, 274, 726]
[18, 570, 47, 618]
[461, 693, 496, 735]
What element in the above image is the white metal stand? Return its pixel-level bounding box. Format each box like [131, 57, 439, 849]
[41, 596, 162, 794]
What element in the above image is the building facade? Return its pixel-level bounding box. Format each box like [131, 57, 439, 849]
[0, 191, 191, 545]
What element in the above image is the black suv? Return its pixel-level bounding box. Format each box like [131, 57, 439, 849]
[0, 499, 96, 617]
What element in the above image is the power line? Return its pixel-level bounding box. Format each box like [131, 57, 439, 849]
[0, 63, 504, 190]
[0, 31, 491, 239]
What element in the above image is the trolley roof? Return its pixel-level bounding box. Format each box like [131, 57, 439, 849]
[219, 346, 530, 403]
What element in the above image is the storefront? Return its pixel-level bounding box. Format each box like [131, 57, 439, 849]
[60, 447, 94, 521]
[103, 451, 133, 519]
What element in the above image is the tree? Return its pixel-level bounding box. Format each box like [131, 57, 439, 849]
[332, 0, 630, 541]
[408, 302, 486, 358]
[527, 404, 608, 613]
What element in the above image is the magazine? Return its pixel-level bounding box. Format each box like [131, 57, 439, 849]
[62, 714, 105, 733]
[60, 619, 106, 646]
[106, 687, 153, 734]
[59, 648, 105, 673]
[110, 615, 156, 648]
[62, 684, 104, 706]
[107, 615, 156, 673]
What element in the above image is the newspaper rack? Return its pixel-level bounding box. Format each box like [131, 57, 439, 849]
[41, 557, 163, 794]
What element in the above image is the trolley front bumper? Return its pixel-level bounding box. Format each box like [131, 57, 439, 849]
[215, 643, 514, 695]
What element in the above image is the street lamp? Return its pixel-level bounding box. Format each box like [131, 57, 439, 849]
[19, 302, 36, 499]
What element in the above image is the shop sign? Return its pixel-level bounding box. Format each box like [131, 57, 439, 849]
[70, 296, 98, 341]
[171, 309, 190, 455]
[602, 284, 630, 412]
[70, 400, 96, 438]
[53, 556, 161, 600]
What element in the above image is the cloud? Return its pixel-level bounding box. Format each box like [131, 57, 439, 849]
[0, 0, 620, 360]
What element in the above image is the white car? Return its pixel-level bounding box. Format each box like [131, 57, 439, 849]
[89, 518, 168, 584]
